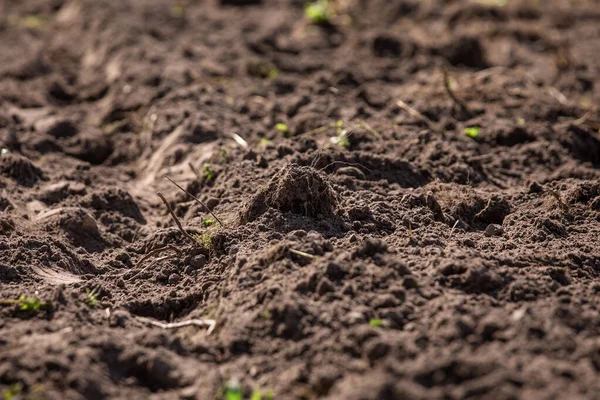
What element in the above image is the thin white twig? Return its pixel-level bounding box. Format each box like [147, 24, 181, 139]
[136, 316, 216, 335]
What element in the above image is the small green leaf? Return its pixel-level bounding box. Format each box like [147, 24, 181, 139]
[23, 15, 47, 29]
[305, 0, 331, 25]
[224, 380, 243, 400]
[369, 319, 383, 327]
[264, 390, 274, 400]
[250, 389, 262, 400]
[85, 287, 100, 308]
[464, 126, 480, 139]
[3, 383, 23, 400]
[517, 118, 525, 126]
[276, 123, 292, 138]
[202, 164, 215, 180]
[260, 138, 270, 145]
[203, 218, 214, 227]
[17, 296, 42, 312]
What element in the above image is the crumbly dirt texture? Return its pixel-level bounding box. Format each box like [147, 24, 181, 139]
[1, 0, 600, 399]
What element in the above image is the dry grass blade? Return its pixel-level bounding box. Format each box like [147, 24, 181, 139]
[136, 316, 216, 335]
[396, 100, 439, 132]
[556, 109, 600, 130]
[289, 248, 317, 260]
[165, 176, 226, 228]
[546, 187, 569, 213]
[442, 68, 472, 117]
[136, 244, 182, 268]
[157, 192, 197, 243]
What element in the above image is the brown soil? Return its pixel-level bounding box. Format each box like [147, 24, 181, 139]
[1, 0, 600, 399]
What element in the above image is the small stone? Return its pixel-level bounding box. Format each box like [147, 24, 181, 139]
[484, 224, 504, 237]
[168, 273, 181, 285]
[372, 294, 400, 309]
[317, 278, 335, 296]
[109, 309, 130, 328]
[206, 198, 219, 210]
[189, 254, 207, 270]
[528, 181, 544, 194]
[403, 275, 419, 289]
[365, 340, 391, 362]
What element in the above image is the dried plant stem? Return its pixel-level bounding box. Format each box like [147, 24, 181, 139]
[137, 316, 216, 335]
[157, 192, 197, 243]
[165, 176, 226, 228]
[443, 68, 472, 117]
[396, 100, 438, 132]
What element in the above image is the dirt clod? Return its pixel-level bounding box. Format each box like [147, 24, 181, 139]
[240, 163, 338, 223]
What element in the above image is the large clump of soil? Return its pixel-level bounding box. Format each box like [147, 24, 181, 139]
[240, 163, 338, 223]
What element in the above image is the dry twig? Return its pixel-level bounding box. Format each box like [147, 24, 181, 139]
[165, 176, 226, 228]
[157, 192, 197, 243]
[396, 100, 438, 132]
[443, 68, 472, 117]
[137, 316, 216, 335]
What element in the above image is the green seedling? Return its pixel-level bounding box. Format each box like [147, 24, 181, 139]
[203, 218, 214, 227]
[171, 1, 186, 18]
[203, 164, 215, 180]
[85, 287, 100, 308]
[369, 319, 383, 327]
[464, 126, 480, 139]
[259, 311, 271, 320]
[224, 380, 242, 400]
[260, 138, 270, 145]
[0, 296, 46, 312]
[247, 62, 279, 80]
[517, 118, 525, 126]
[305, 0, 332, 25]
[331, 120, 349, 149]
[3, 383, 23, 400]
[23, 14, 47, 29]
[250, 389, 274, 400]
[193, 232, 213, 250]
[276, 123, 291, 138]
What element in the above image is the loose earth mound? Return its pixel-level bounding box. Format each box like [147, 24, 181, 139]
[1, 0, 600, 399]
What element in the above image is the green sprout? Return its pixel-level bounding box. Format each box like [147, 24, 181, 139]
[85, 287, 100, 308]
[517, 118, 525, 126]
[202, 164, 215, 180]
[276, 123, 291, 138]
[18, 296, 44, 311]
[23, 14, 47, 29]
[247, 62, 279, 80]
[259, 311, 271, 320]
[224, 380, 242, 400]
[0, 296, 46, 312]
[464, 126, 480, 139]
[171, 1, 186, 18]
[250, 389, 274, 400]
[369, 319, 383, 327]
[305, 0, 332, 25]
[193, 232, 213, 250]
[3, 383, 23, 400]
[332, 120, 349, 149]
[260, 138, 270, 145]
[203, 218, 214, 227]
